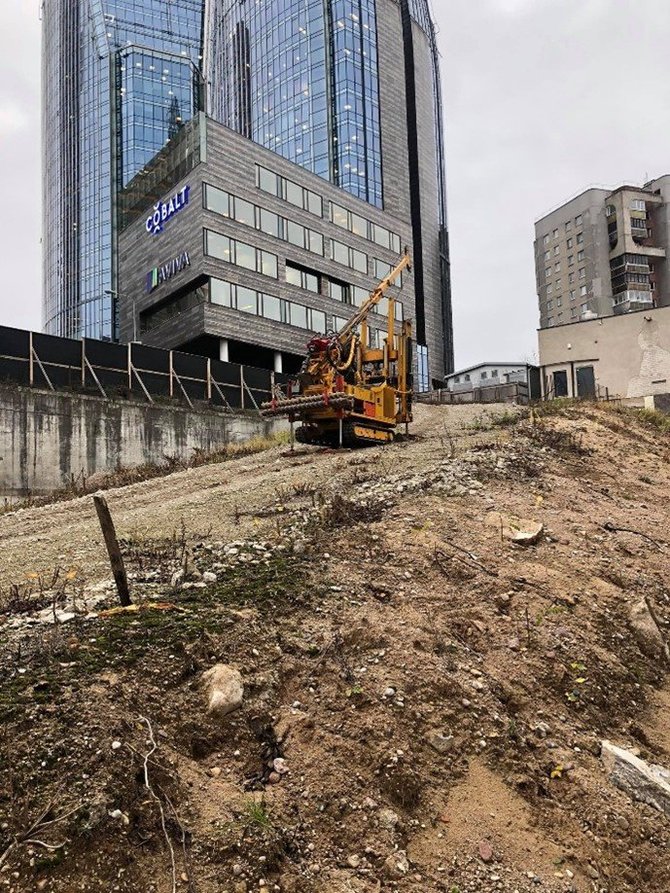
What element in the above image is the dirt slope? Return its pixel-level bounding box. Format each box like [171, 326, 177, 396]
[1, 402, 669, 893]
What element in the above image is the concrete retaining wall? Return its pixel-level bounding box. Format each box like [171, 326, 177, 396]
[0, 385, 280, 500]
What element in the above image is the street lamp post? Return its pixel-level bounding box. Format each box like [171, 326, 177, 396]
[105, 289, 138, 343]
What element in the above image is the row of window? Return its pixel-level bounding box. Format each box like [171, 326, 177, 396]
[610, 253, 651, 270]
[546, 304, 589, 326]
[211, 278, 327, 333]
[283, 262, 405, 321]
[209, 276, 392, 342]
[542, 214, 583, 244]
[546, 284, 589, 311]
[256, 165, 323, 218]
[205, 182, 396, 279]
[329, 202, 401, 253]
[204, 184, 324, 256]
[543, 236, 583, 262]
[204, 229, 279, 278]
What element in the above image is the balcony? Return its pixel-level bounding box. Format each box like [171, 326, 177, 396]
[613, 290, 654, 315]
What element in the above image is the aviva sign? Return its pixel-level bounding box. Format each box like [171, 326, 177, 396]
[147, 251, 191, 292]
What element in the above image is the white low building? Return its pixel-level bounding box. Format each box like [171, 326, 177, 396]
[445, 362, 533, 393]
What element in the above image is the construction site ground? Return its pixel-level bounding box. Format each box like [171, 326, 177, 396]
[0, 400, 669, 893]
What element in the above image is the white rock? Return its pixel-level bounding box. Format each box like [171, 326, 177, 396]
[202, 664, 244, 717]
[202, 571, 218, 584]
[111, 741, 122, 751]
[602, 740, 670, 816]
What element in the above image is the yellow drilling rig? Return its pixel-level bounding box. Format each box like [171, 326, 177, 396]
[261, 253, 413, 446]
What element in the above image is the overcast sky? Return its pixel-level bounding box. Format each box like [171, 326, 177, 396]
[0, 0, 669, 368]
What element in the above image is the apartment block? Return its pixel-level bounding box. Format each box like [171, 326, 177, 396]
[534, 176, 670, 328]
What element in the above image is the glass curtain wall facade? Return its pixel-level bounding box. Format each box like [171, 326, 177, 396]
[206, 0, 383, 207]
[43, 0, 204, 340]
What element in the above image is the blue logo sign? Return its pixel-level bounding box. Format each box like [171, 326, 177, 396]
[146, 186, 191, 236]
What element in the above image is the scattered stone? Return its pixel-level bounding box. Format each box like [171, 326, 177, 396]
[378, 808, 400, 831]
[629, 598, 669, 660]
[427, 730, 453, 755]
[601, 740, 670, 816]
[111, 740, 122, 751]
[346, 855, 361, 869]
[486, 512, 544, 545]
[202, 571, 218, 584]
[170, 569, 185, 589]
[383, 850, 409, 879]
[478, 839, 494, 863]
[208, 767, 222, 779]
[273, 757, 289, 775]
[202, 664, 244, 717]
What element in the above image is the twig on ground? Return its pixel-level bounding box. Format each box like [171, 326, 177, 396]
[603, 521, 665, 550]
[0, 798, 81, 870]
[140, 716, 178, 893]
[435, 542, 499, 578]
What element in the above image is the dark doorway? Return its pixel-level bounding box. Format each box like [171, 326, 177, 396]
[553, 370, 569, 397]
[576, 365, 596, 398]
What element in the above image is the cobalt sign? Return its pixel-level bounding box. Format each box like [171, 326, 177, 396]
[146, 186, 191, 235]
[147, 251, 191, 292]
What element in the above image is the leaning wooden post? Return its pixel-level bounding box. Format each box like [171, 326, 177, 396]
[93, 495, 131, 607]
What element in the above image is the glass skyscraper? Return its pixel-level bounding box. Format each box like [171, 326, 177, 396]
[206, 0, 382, 207]
[44, 0, 453, 376]
[42, 0, 204, 340]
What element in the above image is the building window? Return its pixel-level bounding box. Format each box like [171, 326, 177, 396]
[631, 199, 646, 211]
[568, 255, 574, 266]
[481, 371, 488, 379]
[553, 228, 559, 239]
[569, 273, 575, 284]
[417, 345, 430, 392]
[577, 250, 585, 261]
[580, 303, 588, 312]
[547, 317, 554, 326]
[330, 239, 368, 274]
[453, 376, 460, 384]
[543, 234, 550, 246]
[567, 238, 573, 249]
[570, 290, 576, 300]
[286, 262, 320, 294]
[556, 297, 562, 307]
[464, 374, 471, 382]
[575, 215, 583, 226]
[544, 250, 550, 261]
[205, 182, 324, 256]
[328, 202, 400, 253]
[579, 268, 586, 279]
[565, 220, 572, 231]
[554, 246, 560, 256]
[491, 369, 498, 377]
[606, 204, 616, 217]
[555, 262, 561, 272]
[580, 285, 587, 296]
[256, 165, 323, 218]
[547, 285, 553, 295]
[576, 232, 584, 245]
[204, 229, 278, 279]
[209, 276, 325, 332]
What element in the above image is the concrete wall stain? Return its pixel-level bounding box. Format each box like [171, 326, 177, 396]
[0, 385, 280, 500]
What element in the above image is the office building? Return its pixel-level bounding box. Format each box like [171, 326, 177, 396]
[42, 0, 205, 341]
[117, 115, 414, 378]
[44, 0, 453, 383]
[534, 176, 670, 329]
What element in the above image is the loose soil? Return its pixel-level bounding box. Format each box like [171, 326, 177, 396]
[0, 401, 669, 893]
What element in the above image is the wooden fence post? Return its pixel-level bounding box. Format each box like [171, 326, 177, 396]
[93, 495, 131, 607]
